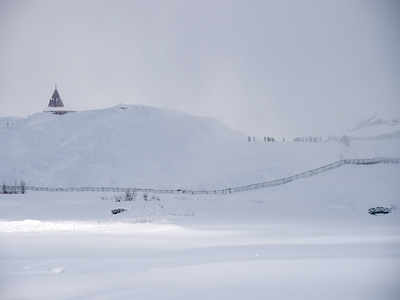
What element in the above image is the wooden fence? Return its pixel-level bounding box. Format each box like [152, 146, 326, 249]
[2, 157, 399, 195]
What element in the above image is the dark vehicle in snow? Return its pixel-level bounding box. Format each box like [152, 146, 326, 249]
[111, 208, 127, 215]
[368, 207, 392, 215]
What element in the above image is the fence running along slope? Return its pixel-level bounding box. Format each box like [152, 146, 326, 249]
[3, 157, 400, 195]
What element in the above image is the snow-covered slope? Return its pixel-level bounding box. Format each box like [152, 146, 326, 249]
[1, 106, 400, 300]
[1, 105, 243, 188]
[348, 114, 400, 139]
[1, 105, 399, 188]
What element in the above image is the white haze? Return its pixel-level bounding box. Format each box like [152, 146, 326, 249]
[0, 0, 399, 137]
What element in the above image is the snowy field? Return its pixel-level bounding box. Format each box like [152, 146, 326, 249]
[1, 228, 399, 300]
[1, 107, 400, 299]
[1, 164, 400, 299]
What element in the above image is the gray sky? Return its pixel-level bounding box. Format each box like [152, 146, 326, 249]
[1, 0, 399, 136]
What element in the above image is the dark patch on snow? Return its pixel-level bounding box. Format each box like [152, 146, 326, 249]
[111, 208, 127, 215]
[368, 207, 392, 215]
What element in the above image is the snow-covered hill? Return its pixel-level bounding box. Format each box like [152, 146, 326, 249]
[1, 106, 400, 300]
[1, 105, 399, 188]
[1, 105, 243, 188]
[348, 114, 400, 139]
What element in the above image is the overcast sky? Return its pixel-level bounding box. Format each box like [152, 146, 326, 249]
[1, 0, 399, 136]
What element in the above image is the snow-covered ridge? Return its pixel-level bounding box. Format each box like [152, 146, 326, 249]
[349, 114, 400, 138]
[1, 105, 400, 188]
[351, 114, 400, 131]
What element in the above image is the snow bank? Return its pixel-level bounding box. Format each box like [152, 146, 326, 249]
[0, 219, 183, 234]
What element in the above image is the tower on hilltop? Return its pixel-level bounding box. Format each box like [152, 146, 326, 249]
[45, 85, 74, 115]
[48, 86, 64, 108]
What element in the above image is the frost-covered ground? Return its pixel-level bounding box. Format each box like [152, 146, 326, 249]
[1, 163, 400, 299]
[1, 229, 399, 300]
[1, 107, 400, 299]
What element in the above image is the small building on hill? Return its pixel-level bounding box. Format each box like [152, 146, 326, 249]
[44, 86, 75, 115]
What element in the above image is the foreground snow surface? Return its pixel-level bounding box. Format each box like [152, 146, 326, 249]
[1, 164, 400, 299]
[1, 229, 399, 300]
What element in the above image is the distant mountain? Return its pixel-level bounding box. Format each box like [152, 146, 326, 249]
[349, 114, 400, 138]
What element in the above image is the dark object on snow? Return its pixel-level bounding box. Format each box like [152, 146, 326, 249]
[45, 86, 75, 115]
[111, 208, 127, 215]
[1, 181, 26, 194]
[368, 207, 392, 215]
[48, 87, 64, 108]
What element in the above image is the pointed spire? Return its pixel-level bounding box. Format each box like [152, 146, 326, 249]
[48, 85, 64, 107]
